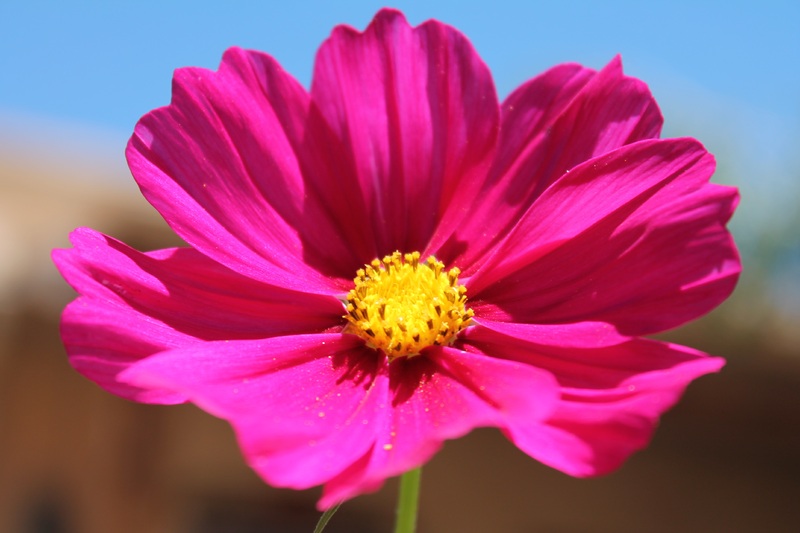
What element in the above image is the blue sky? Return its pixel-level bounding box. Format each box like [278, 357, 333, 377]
[2, 1, 797, 145]
[2, 1, 799, 306]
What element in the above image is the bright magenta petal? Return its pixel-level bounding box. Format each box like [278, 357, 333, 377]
[52, 228, 342, 402]
[437, 57, 663, 272]
[310, 8, 498, 256]
[121, 333, 559, 509]
[317, 346, 559, 507]
[472, 318, 630, 348]
[469, 138, 739, 334]
[54, 228, 342, 339]
[59, 298, 191, 404]
[121, 334, 385, 488]
[462, 326, 724, 475]
[127, 47, 351, 292]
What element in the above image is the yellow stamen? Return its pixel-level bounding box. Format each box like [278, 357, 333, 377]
[344, 251, 474, 361]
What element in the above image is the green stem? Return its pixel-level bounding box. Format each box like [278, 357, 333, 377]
[394, 467, 422, 533]
[313, 502, 341, 533]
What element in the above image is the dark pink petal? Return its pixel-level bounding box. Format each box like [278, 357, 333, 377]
[121, 333, 558, 508]
[310, 8, 499, 257]
[52, 228, 343, 402]
[469, 138, 739, 335]
[127, 47, 351, 292]
[437, 57, 663, 271]
[54, 228, 343, 340]
[471, 318, 631, 348]
[59, 298, 192, 404]
[462, 326, 723, 475]
[461, 324, 717, 388]
[121, 334, 386, 490]
[317, 346, 559, 507]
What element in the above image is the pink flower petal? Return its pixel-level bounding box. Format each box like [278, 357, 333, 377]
[127, 47, 350, 292]
[471, 318, 630, 348]
[310, 8, 499, 256]
[59, 298, 192, 404]
[468, 138, 739, 334]
[436, 57, 663, 272]
[54, 228, 343, 339]
[317, 346, 559, 507]
[461, 326, 724, 475]
[52, 228, 343, 402]
[121, 333, 559, 509]
[121, 334, 384, 489]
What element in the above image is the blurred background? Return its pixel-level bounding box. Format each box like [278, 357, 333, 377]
[1, 1, 798, 532]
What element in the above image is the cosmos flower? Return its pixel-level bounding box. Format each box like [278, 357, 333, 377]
[53, 8, 740, 508]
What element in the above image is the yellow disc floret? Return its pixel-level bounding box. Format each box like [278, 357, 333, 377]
[344, 251, 474, 361]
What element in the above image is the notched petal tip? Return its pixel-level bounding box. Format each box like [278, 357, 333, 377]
[497, 339, 725, 478]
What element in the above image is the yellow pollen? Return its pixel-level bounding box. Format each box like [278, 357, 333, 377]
[344, 251, 474, 361]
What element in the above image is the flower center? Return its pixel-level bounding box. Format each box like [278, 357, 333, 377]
[344, 251, 474, 361]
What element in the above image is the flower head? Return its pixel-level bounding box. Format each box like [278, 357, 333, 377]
[53, 9, 740, 508]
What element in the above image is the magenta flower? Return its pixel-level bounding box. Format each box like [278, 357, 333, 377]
[54, 9, 740, 509]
